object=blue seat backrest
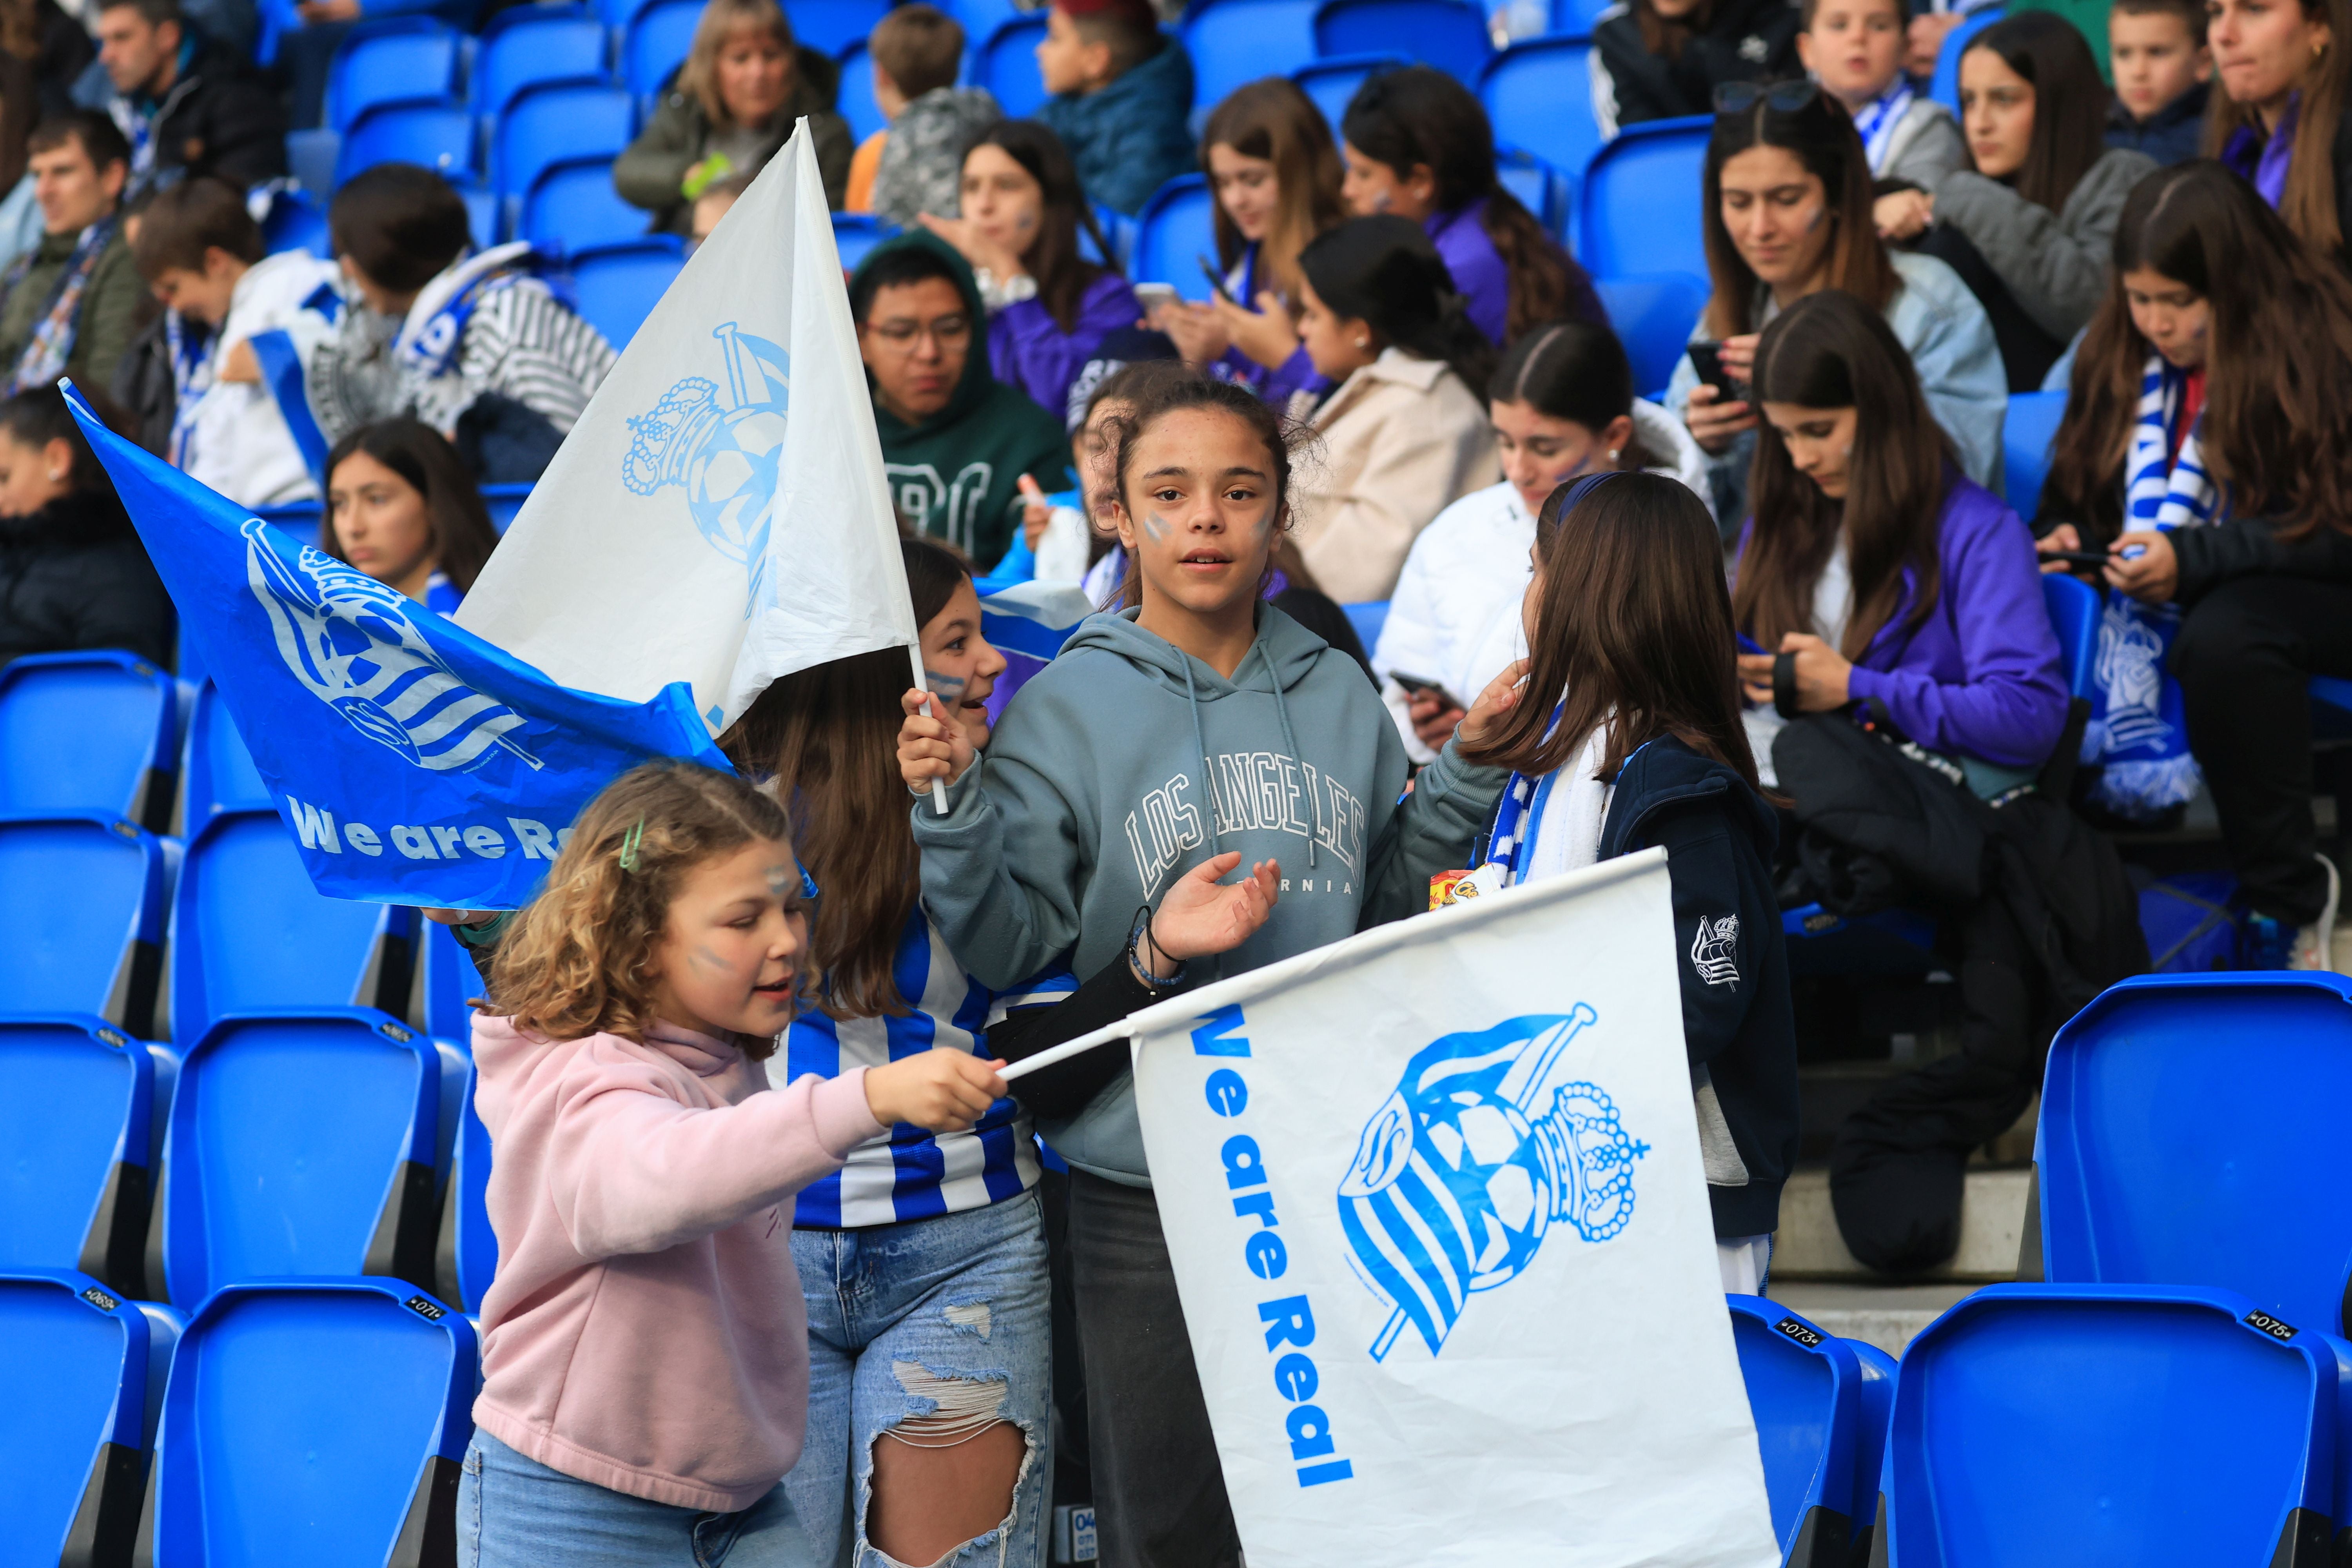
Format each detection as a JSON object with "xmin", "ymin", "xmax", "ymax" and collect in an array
[
  {"xmin": 597, "ymin": 0, "xmax": 662, "ymax": 33},
  {"xmin": 437, "ymin": 1062, "xmax": 497, "ymax": 1311},
  {"xmin": 255, "ymin": 500, "xmax": 321, "ymax": 549},
  {"xmin": 474, "ymin": 4, "xmax": 609, "ymax": 116},
  {"xmin": 170, "ymin": 809, "xmax": 412, "ymax": 1046},
  {"xmin": 0, "ymin": 816, "xmax": 166, "ymax": 1034},
  {"xmin": 1133, "ymin": 175, "xmax": 1218, "ymax": 301},
  {"xmin": 0, "ymin": 1270, "xmax": 164, "ymax": 1562},
  {"xmin": 1592, "ymin": 270, "xmax": 1708, "ymax": 398},
  {"xmin": 0, "ymin": 650, "xmax": 178, "ymax": 826},
  {"xmin": 789, "ymin": 0, "xmax": 894, "ymax": 55},
  {"xmin": 837, "ymin": 38, "xmax": 885, "ymax": 143},
  {"xmin": 1929, "ymin": 5, "xmax": 2004, "ymax": 112},
  {"xmin": 524, "ymin": 154, "xmax": 648, "ymax": 252},
  {"xmin": 2002, "ymin": 387, "xmax": 2065, "ymax": 521},
  {"xmin": 160, "ymin": 1009, "xmax": 447, "ymax": 1307},
  {"xmin": 180, "ymin": 681, "xmax": 272, "ymax": 825},
  {"xmin": 260, "ymin": 186, "xmax": 330, "ymax": 257},
  {"xmin": 1292, "ymin": 53, "xmax": 1404, "ymax": 132},
  {"xmin": 2039, "ymin": 972, "xmax": 2352, "ymax": 1333},
  {"xmin": 334, "ymin": 96, "xmax": 476, "ymax": 186},
  {"xmin": 1578, "ymin": 115, "xmax": 1709, "ymax": 280},
  {"xmin": 149, "ymin": 1280, "xmax": 477, "ymax": 1561},
  {"xmin": 1313, "ymin": 0, "xmax": 1490, "ymax": 83},
  {"xmin": 1481, "ymin": 34, "xmax": 1599, "ymax": 191},
  {"xmin": 625, "ymin": 0, "xmax": 704, "ymax": 104},
  {"xmin": 1848, "ymin": 1338, "xmax": 1896, "ymax": 1531},
  {"xmin": 0, "ymin": 1020, "xmax": 154, "ymax": 1289},
  {"xmin": 1550, "ymin": 0, "xmax": 1610, "ymax": 28},
  {"xmin": 567, "ymin": 237, "xmax": 686, "ymax": 348},
  {"xmin": 1727, "ymin": 1296, "xmax": 1864, "ymax": 1552},
  {"xmin": 327, "ymin": 18, "xmax": 462, "ymax": 133},
  {"xmin": 480, "ymin": 481, "xmax": 533, "ymax": 533},
  {"xmin": 2039, "ymin": 570, "xmax": 2098, "ymax": 703},
  {"xmin": 833, "ymin": 212, "xmax": 898, "ymax": 271},
  {"xmin": 978, "ymin": 15, "xmax": 1049, "ymax": 118},
  {"xmin": 498, "ymin": 77, "xmax": 635, "ymax": 202},
  {"xmin": 1343, "ymin": 600, "xmax": 1388, "ymax": 655},
  {"xmin": 1183, "ymin": 0, "xmax": 1322, "ymax": 109},
  {"xmin": 1495, "ymin": 146, "xmax": 1566, "ymax": 238},
  {"xmin": 1884, "ymin": 1283, "xmax": 2348, "ymax": 1564}
]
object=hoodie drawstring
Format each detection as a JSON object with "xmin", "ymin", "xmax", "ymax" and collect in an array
[
  {"xmin": 1262, "ymin": 644, "xmax": 1316, "ymax": 871},
  {"xmin": 1182, "ymin": 657, "xmax": 1223, "ymax": 858},
  {"xmin": 1183, "ymin": 637, "xmax": 1316, "ymax": 872}
]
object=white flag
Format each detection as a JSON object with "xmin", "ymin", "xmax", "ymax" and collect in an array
[
  {"xmin": 1127, "ymin": 849, "xmax": 1779, "ymax": 1566},
  {"xmin": 456, "ymin": 124, "xmax": 916, "ymax": 733}
]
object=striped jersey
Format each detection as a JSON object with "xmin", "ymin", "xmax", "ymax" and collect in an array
[{"xmin": 785, "ymin": 910, "xmax": 1074, "ymax": 1228}]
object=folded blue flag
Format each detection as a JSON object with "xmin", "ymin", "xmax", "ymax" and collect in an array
[{"xmin": 68, "ymin": 382, "xmax": 733, "ymax": 911}]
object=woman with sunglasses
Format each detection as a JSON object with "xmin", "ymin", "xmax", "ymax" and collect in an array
[
  {"xmin": 1668, "ymin": 79, "xmax": 2006, "ymax": 526},
  {"xmin": 1592, "ymin": 0, "xmax": 1804, "ymax": 132}
]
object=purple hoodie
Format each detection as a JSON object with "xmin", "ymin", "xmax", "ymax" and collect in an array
[
  {"xmin": 1211, "ymin": 241, "xmax": 1328, "ymax": 408},
  {"xmin": 990, "ymin": 271, "xmax": 1143, "ymax": 423},
  {"xmin": 1423, "ymin": 198, "xmax": 1609, "ymax": 348},
  {"xmin": 1741, "ymin": 474, "xmax": 2069, "ymax": 768}
]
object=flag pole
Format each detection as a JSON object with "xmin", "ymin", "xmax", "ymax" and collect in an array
[
  {"xmin": 998, "ymin": 1018, "xmax": 1135, "ymax": 1082},
  {"xmin": 911, "ymin": 644, "xmax": 949, "ymax": 814}
]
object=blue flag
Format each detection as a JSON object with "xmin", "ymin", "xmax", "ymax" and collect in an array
[{"xmin": 68, "ymin": 383, "xmax": 732, "ymax": 911}]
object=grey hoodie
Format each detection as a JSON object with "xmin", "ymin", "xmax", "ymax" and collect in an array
[{"xmin": 913, "ymin": 603, "xmax": 1508, "ymax": 1185}]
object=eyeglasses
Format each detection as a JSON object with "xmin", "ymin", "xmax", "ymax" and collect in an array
[
  {"xmin": 1713, "ymin": 79, "xmax": 1825, "ymax": 115},
  {"xmin": 868, "ymin": 316, "xmax": 971, "ymax": 352}
]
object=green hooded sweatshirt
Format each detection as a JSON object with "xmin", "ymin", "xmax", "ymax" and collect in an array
[{"xmin": 853, "ymin": 230, "xmax": 1072, "ymax": 572}]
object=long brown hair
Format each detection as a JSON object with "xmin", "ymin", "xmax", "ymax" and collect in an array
[
  {"xmin": 678, "ymin": 0, "xmax": 796, "ymax": 127},
  {"xmin": 964, "ymin": 120, "xmax": 1118, "ymax": 334},
  {"xmin": 484, "ymin": 760, "xmax": 802, "ymax": 1056},
  {"xmin": 1461, "ymin": 471, "xmax": 1760, "ymax": 792},
  {"xmin": 2203, "ymin": 0, "xmax": 2352, "ymax": 254},
  {"xmin": 1701, "ymin": 87, "xmax": 1898, "ymax": 338},
  {"xmin": 1735, "ymin": 289, "xmax": 1952, "ymax": 659},
  {"xmin": 717, "ymin": 535, "xmax": 971, "ymax": 1019},
  {"xmin": 2043, "ymin": 159, "xmax": 2352, "ymax": 544},
  {"xmin": 321, "ymin": 419, "xmax": 501, "ymax": 593},
  {"xmin": 1200, "ymin": 78, "xmax": 1345, "ymax": 310},
  {"xmin": 1962, "ymin": 12, "xmax": 2108, "ymax": 213}
]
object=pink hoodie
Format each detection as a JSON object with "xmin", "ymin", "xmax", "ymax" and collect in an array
[{"xmin": 468, "ymin": 1012, "xmax": 885, "ymax": 1512}]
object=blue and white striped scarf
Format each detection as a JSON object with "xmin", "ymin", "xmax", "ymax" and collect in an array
[
  {"xmin": 2083, "ymin": 355, "xmax": 2216, "ymax": 819},
  {"xmin": 1851, "ymin": 80, "xmax": 1916, "ymax": 174}
]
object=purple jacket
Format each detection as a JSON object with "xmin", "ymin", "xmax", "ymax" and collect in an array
[
  {"xmin": 990, "ymin": 271, "xmax": 1142, "ymax": 423},
  {"xmin": 1211, "ymin": 241, "xmax": 1329, "ymax": 407},
  {"xmin": 1423, "ymin": 198, "xmax": 1608, "ymax": 348},
  {"xmin": 1740, "ymin": 474, "xmax": 2069, "ymax": 769}
]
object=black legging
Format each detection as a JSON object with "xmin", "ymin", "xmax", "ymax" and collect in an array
[{"xmin": 2172, "ymin": 573, "xmax": 2352, "ymax": 925}]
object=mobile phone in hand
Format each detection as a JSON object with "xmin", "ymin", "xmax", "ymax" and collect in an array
[
  {"xmin": 1197, "ymin": 254, "xmax": 1236, "ymax": 304},
  {"xmin": 2040, "ymin": 548, "xmax": 2116, "ymax": 566},
  {"xmin": 1687, "ymin": 341, "xmax": 1742, "ymax": 399},
  {"xmin": 1389, "ymin": 670, "xmax": 1464, "ymax": 711},
  {"xmin": 1134, "ymin": 281, "xmax": 1180, "ymax": 315}
]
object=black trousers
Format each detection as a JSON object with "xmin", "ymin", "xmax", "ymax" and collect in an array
[
  {"xmin": 1065, "ymin": 1168, "xmax": 1243, "ymax": 1568},
  {"xmin": 2172, "ymin": 574, "xmax": 2352, "ymax": 924}
]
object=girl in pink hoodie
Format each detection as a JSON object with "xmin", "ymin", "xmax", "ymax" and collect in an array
[{"xmin": 458, "ymin": 759, "xmax": 1008, "ymax": 1567}]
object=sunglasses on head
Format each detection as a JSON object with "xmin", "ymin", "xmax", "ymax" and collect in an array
[{"xmin": 1713, "ymin": 79, "xmax": 1824, "ymax": 115}]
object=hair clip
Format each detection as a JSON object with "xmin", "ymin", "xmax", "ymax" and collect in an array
[{"xmin": 618, "ymin": 816, "xmax": 645, "ymax": 872}]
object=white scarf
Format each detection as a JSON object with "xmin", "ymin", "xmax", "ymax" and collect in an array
[
  {"xmin": 1851, "ymin": 80, "xmax": 1916, "ymax": 174},
  {"xmin": 1492, "ymin": 721, "xmax": 1615, "ymax": 886},
  {"xmin": 2123, "ymin": 353, "xmax": 2221, "ymax": 528}
]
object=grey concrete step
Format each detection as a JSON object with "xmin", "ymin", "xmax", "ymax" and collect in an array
[
  {"xmin": 1766, "ymin": 1280, "xmax": 1976, "ymax": 1359},
  {"xmin": 1769, "ymin": 1166, "xmax": 2031, "ymax": 1284}
]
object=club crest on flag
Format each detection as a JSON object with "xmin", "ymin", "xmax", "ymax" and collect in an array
[
  {"xmin": 1337, "ymin": 1004, "xmax": 1648, "ymax": 1361},
  {"xmin": 245, "ymin": 518, "xmax": 542, "ymax": 774},
  {"xmin": 623, "ymin": 322, "xmax": 792, "ymax": 610}
]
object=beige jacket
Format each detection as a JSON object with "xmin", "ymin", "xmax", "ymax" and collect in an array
[{"xmin": 1294, "ymin": 349, "xmax": 1500, "ymax": 603}]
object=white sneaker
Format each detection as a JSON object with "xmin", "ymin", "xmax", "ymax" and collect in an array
[{"xmin": 2290, "ymin": 855, "xmax": 2342, "ymax": 972}]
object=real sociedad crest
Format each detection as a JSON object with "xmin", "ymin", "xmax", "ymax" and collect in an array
[
  {"xmin": 243, "ymin": 519, "xmax": 541, "ymax": 773},
  {"xmin": 1338, "ymin": 1006, "xmax": 1647, "ymax": 1361},
  {"xmin": 623, "ymin": 323, "xmax": 790, "ymax": 612}
]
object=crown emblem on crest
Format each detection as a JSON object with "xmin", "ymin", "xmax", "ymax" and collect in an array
[
  {"xmin": 623, "ymin": 376, "xmax": 726, "ymax": 495},
  {"xmin": 621, "ymin": 324, "xmax": 793, "ymax": 611}
]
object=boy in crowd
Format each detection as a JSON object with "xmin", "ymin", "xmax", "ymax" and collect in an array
[
  {"xmin": 93, "ymin": 0, "xmax": 284, "ymax": 197},
  {"xmin": 0, "ymin": 113, "xmax": 143, "ymax": 395},
  {"xmin": 2107, "ymin": 0, "xmax": 2211, "ymax": 166},
  {"xmin": 1035, "ymin": 0, "xmax": 1193, "ymax": 216},
  {"xmin": 857, "ymin": 4, "xmax": 1002, "ymax": 229},
  {"xmin": 129, "ymin": 177, "xmax": 337, "ymax": 507},
  {"xmin": 1797, "ymin": 0, "xmax": 1965, "ymax": 189}
]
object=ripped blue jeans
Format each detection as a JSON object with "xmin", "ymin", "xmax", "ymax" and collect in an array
[{"xmin": 785, "ymin": 1189, "xmax": 1050, "ymax": 1568}]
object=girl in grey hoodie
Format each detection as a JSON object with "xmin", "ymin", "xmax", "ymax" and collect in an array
[{"xmin": 896, "ymin": 373, "xmax": 1517, "ymax": 1566}]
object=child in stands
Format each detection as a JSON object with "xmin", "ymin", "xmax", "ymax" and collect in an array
[
  {"xmin": 1796, "ymin": 0, "xmax": 1966, "ymax": 195},
  {"xmin": 129, "ymin": 177, "xmax": 336, "ymax": 509},
  {"xmin": 2107, "ymin": 0, "xmax": 2212, "ymax": 165},
  {"xmin": 0, "ymin": 385, "xmax": 171, "ymax": 668},
  {"xmin": 459, "ymin": 759, "xmax": 1009, "ymax": 1565},
  {"xmin": 859, "ymin": 4, "xmax": 1002, "ymax": 228},
  {"xmin": 1034, "ymin": 0, "xmax": 1194, "ymax": 216},
  {"xmin": 318, "ymin": 419, "xmax": 498, "ymax": 615}
]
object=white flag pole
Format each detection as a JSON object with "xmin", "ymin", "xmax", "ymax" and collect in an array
[
  {"xmin": 998, "ymin": 1019, "xmax": 1136, "ymax": 1082},
  {"xmin": 910, "ymin": 643, "xmax": 949, "ymax": 814}
]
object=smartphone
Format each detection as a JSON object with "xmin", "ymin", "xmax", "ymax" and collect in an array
[
  {"xmin": 1197, "ymin": 253, "xmax": 1236, "ymax": 304},
  {"xmin": 1687, "ymin": 341, "xmax": 1742, "ymax": 400},
  {"xmin": 2040, "ymin": 549, "xmax": 2116, "ymax": 567},
  {"xmin": 1389, "ymin": 670, "xmax": 1464, "ymax": 711},
  {"xmin": 1735, "ymin": 632, "xmax": 1770, "ymax": 656},
  {"xmin": 1134, "ymin": 281, "xmax": 1180, "ymax": 316}
]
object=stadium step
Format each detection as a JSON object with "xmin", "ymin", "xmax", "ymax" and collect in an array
[
  {"xmin": 1769, "ymin": 1166, "xmax": 2031, "ymax": 1285},
  {"xmin": 1765, "ymin": 1279, "xmax": 1974, "ymax": 1359}
]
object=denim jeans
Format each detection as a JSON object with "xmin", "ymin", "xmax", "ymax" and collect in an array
[
  {"xmin": 458, "ymin": 1430, "xmax": 816, "ymax": 1568},
  {"xmin": 786, "ymin": 1189, "xmax": 1052, "ymax": 1567}
]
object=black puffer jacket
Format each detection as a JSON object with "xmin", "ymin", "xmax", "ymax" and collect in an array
[
  {"xmin": 107, "ymin": 34, "xmax": 287, "ymax": 191},
  {"xmin": 1593, "ymin": 0, "xmax": 1803, "ymax": 131},
  {"xmin": 0, "ymin": 489, "xmax": 174, "ymax": 669}
]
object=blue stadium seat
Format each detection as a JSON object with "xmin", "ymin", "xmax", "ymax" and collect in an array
[
  {"xmin": 978, "ymin": 15, "xmax": 1049, "ymax": 119},
  {"xmin": 0, "ymin": 650, "xmax": 179, "ymax": 828},
  {"xmin": 256, "ymin": 499, "xmax": 321, "ymax": 549},
  {"xmin": 325, "ymin": 18, "xmax": 463, "ymax": 134},
  {"xmin": 1183, "ymin": 0, "xmax": 1321, "ymax": 110},
  {"xmin": 597, "ymin": 0, "xmax": 663, "ymax": 33},
  {"xmin": 169, "ymin": 808, "xmax": 418, "ymax": 1047},
  {"xmin": 146, "ymin": 1279, "xmax": 477, "ymax": 1561},
  {"xmin": 0, "ymin": 1270, "xmax": 178, "ymax": 1564},
  {"xmin": 1578, "ymin": 114, "xmax": 1709, "ymax": 280},
  {"xmin": 435, "ymin": 1062, "xmax": 497, "ymax": 1311},
  {"xmin": 834, "ymin": 212, "xmax": 898, "ymax": 270},
  {"xmin": 1495, "ymin": 146, "xmax": 1568, "ymax": 240},
  {"xmin": 1292, "ymin": 53, "xmax": 1404, "ymax": 131},
  {"xmin": 524, "ymin": 154, "xmax": 649, "ymax": 251},
  {"xmin": 837, "ymin": 38, "xmax": 885, "ymax": 143},
  {"xmin": 625, "ymin": 0, "xmax": 704, "ymax": 105},
  {"xmin": 1592, "ymin": 270, "xmax": 1708, "ymax": 398},
  {"xmin": 1313, "ymin": 0, "xmax": 1490, "ymax": 85},
  {"xmin": 413, "ymin": 916, "xmax": 482, "ymax": 1044},
  {"xmin": 1481, "ymin": 35, "xmax": 1600, "ymax": 203},
  {"xmin": 474, "ymin": 4, "xmax": 611, "ymax": 118},
  {"xmin": 1081, "ymin": 201, "xmax": 1132, "ymax": 267},
  {"xmin": 1929, "ymin": 4, "xmax": 2004, "ymax": 113},
  {"xmin": 945, "ymin": 0, "xmax": 1025, "ymax": 46},
  {"xmin": 0, "ymin": 1019, "xmax": 162, "ymax": 1293},
  {"xmin": 2038, "ymin": 972, "xmax": 2352, "ymax": 1332},
  {"xmin": 1343, "ymin": 600, "xmax": 1388, "ymax": 654},
  {"xmin": 789, "ymin": 0, "xmax": 895, "ymax": 54},
  {"xmin": 568, "ymin": 237, "xmax": 686, "ymax": 347},
  {"xmin": 334, "ymin": 96, "xmax": 476, "ymax": 187},
  {"xmin": 2002, "ymin": 387, "xmax": 2065, "ymax": 520},
  {"xmin": 1727, "ymin": 1296, "xmax": 1869, "ymax": 1564},
  {"xmin": 1848, "ymin": 1337, "xmax": 1896, "ymax": 1541},
  {"xmin": 1882, "ymin": 1283, "xmax": 2352, "ymax": 1563},
  {"xmin": 258, "ymin": 184, "xmax": 330, "ymax": 258},
  {"xmin": 1133, "ymin": 174, "xmax": 1218, "ymax": 300},
  {"xmin": 0, "ymin": 815, "xmax": 168, "ymax": 1037},
  {"xmin": 454, "ymin": 174, "xmax": 501, "ymax": 247},
  {"xmin": 481, "ymin": 481, "xmax": 533, "ymax": 533},
  {"xmin": 178, "ymin": 683, "xmax": 271, "ymax": 827},
  {"xmin": 2041, "ymin": 570, "xmax": 2099, "ymax": 703},
  {"xmin": 1550, "ymin": 0, "xmax": 1610, "ymax": 29},
  {"xmin": 156, "ymin": 1009, "xmax": 461, "ymax": 1306},
  {"xmin": 498, "ymin": 77, "xmax": 636, "ymax": 218}
]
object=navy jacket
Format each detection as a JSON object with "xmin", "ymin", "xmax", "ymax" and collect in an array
[
  {"xmin": 2106, "ymin": 80, "xmax": 2209, "ymax": 168},
  {"xmin": 1599, "ymin": 735, "xmax": 1797, "ymax": 1239},
  {"xmin": 1038, "ymin": 36, "xmax": 1196, "ymax": 216}
]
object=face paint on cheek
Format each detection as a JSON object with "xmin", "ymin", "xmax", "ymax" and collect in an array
[
  {"xmin": 766, "ymin": 865, "xmax": 791, "ymax": 897},
  {"xmin": 1142, "ymin": 512, "xmax": 1172, "ymax": 543},
  {"xmin": 924, "ymin": 668, "xmax": 968, "ymax": 701}
]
